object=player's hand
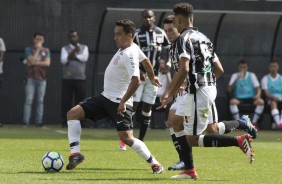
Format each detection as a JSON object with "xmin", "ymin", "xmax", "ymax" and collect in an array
[
  {"xmin": 150, "ymin": 77, "xmax": 162, "ymax": 87},
  {"xmin": 117, "ymin": 102, "xmax": 126, "ymax": 116},
  {"xmin": 157, "ymin": 92, "xmax": 173, "ymax": 110}
]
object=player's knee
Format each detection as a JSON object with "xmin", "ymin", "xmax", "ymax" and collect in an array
[
  {"xmin": 187, "ymin": 136, "xmax": 199, "ymax": 146},
  {"xmin": 66, "ymin": 106, "xmax": 84, "ymax": 120}
]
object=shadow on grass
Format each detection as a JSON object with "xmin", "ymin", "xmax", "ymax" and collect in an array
[{"xmin": 18, "ymin": 167, "xmax": 147, "ymax": 174}]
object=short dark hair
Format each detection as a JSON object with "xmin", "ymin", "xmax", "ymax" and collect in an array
[
  {"xmin": 115, "ymin": 19, "xmax": 136, "ymax": 37},
  {"xmin": 270, "ymin": 59, "xmax": 279, "ymax": 64},
  {"xmin": 141, "ymin": 9, "xmax": 154, "ymax": 17},
  {"xmin": 173, "ymin": 3, "xmax": 193, "ymax": 18},
  {"xmin": 33, "ymin": 32, "xmax": 45, "ymax": 38},
  {"xmin": 163, "ymin": 15, "xmax": 174, "ymax": 24},
  {"xmin": 239, "ymin": 59, "xmax": 248, "ymax": 65},
  {"xmin": 69, "ymin": 30, "xmax": 77, "ymax": 35}
]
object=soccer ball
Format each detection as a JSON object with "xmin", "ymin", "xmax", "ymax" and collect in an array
[{"xmin": 41, "ymin": 151, "xmax": 64, "ymax": 172}]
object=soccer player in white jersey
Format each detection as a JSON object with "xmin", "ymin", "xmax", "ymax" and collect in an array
[
  {"xmin": 65, "ymin": 19, "xmax": 164, "ymax": 174},
  {"xmin": 159, "ymin": 3, "xmax": 255, "ymax": 179},
  {"xmin": 261, "ymin": 59, "xmax": 282, "ymax": 129}
]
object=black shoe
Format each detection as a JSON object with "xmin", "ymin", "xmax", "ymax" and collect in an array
[
  {"xmin": 36, "ymin": 123, "xmax": 44, "ymax": 128},
  {"xmin": 66, "ymin": 153, "xmax": 85, "ymax": 170},
  {"xmin": 168, "ymin": 161, "xmax": 185, "ymax": 170}
]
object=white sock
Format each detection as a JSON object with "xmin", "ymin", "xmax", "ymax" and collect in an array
[
  {"xmin": 217, "ymin": 122, "xmax": 225, "ymax": 135},
  {"xmin": 174, "ymin": 130, "xmax": 186, "ymax": 138},
  {"xmin": 271, "ymin": 109, "xmax": 280, "ymax": 125},
  {"xmin": 230, "ymin": 105, "xmax": 240, "ymax": 120},
  {"xmin": 252, "ymin": 105, "xmax": 264, "ymax": 123},
  {"xmin": 68, "ymin": 120, "xmax": 81, "ymax": 154},
  {"xmin": 198, "ymin": 135, "xmax": 205, "ymax": 147},
  {"xmin": 131, "ymin": 138, "xmax": 158, "ymax": 165},
  {"xmin": 169, "ymin": 127, "xmax": 175, "ymax": 135}
]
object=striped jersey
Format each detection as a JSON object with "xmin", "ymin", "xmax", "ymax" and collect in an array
[
  {"xmin": 170, "ymin": 27, "xmax": 219, "ymax": 94},
  {"xmin": 133, "ymin": 26, "xmax": 170, "ymax": 75}
]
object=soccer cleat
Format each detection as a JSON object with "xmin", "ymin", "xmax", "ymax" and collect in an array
[
  {"xmin": 238, "ymin": 115, "xmax": 257, "ymax": 139},
  {"xmin": 278, "ymin": 123, "xmax": 282, "ymax": 129},
  {"xmin": 168, "ymin": 161, "xmax": 185, "ymax": 170},
  {"xmin": 66, "ymin": 153, "xmax": 85, "ymax": 170},
  {"xmin": 119, "ymin": 140, "xmax": 126, "ymax": 151},
  {"xmin": 237, "ymin": 134, "xmax": 255, "ymax": 164},
  {"xmin": 151, "ymin": 164, "xmax": 164, "ymax": 174},
  {"xmin": 170, "ymin": 168, "xmax": 198, "ymax": 179}
]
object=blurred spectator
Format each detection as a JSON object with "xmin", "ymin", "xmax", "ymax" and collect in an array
[
  {"xmin": 227, "ymin": 59, "xmax": 264, "ymax": 128},
  {"xmin": 23, "ymin": 32, "xmax": 51, "ymax": 127},
  {"xmin": 261, "ymin": 59, "xmax": 282, "ymax": 129},
  {"xmin": 60, "ymin": 30, "xmax": 89, "ymax": 127},
  {"xmin": 0, "ymin": 37, "xmax": 6, "ymax": 127}
]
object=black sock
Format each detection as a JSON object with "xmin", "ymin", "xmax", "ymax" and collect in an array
[
  {"xmin": 171, "ymin": 134, "xmax": 182, "ymax": 161},
  {"xmin": 177, "ymin": 135, "xmax": 194, "ymax": 169},
  {"xmin": 223, "ymin": 120, "xmax": 239, "ymax": 134},
  {"xmin": 203, "ymin": 134, "xmax": 238, "ymax": 147},
  {"xmin": 139, "ymin": 115, "xmax": 150, "ymax": 141}
]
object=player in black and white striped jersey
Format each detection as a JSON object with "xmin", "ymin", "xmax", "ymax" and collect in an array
[
  {"xmin": 132, "ymin": 9, "xmax": 170, "ymax": 142},
  {"xmin": 159, "ymin": 3, "xmax": 255, "ymax": 179}
]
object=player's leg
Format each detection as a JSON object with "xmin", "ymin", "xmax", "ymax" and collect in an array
[
  {"xmin": 206, "ymin": 102, "xmax": 257, "ymax": 139},
  {"xmin": 167, "ymin": 108, "xmax": 185, "ymax": 170},
  {"xmin": 23, "ymin": 78, "xmax": 36, "ymax": 126},
  {"xmin": 35, "ymin": 80, "xmax": 46, "ymax": 127},
  {"xmin": 186, "ymin": 87, "xmax": 254, "ymax": 164},
  {"xmin": 171, "ymin": 93, "xmax": 197, "ymax": 179},
  {"xmin": 229, "ymin": 98, "xmax": 240, "ymax": 120},
  {"xmin": 113, "ymin": 103, "xmax": 163, "ymax": 174},
  {"xmin": 66, "ymin": 95, "xmax": 107, "ymax": 170},
  {"xmin": 252, "ymin": 98, "xmax": 264, "ymax": 129},
  {"xmin": 61, "ymin": 80, "xmax": 73, "ymax": 127},
  {"xmin": 118, "ymin": 81, "xmax": 145, "ymax": 150},
  {"xmin": 138, "ymin": 81, "xmax": 158, "ymax": 141}
]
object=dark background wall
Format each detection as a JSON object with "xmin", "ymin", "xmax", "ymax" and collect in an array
[{"xmin": 1, "ymin": 0, "xmax": 282, "ymax": 126}]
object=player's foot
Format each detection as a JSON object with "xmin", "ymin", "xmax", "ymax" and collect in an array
[
  {"xmin": 237, "ymin": 134, "xmax": 254, "ymax": 164},
  {"xmin": 168, "ymin": 161, "xmax": 185, "ymax": 170},
  {"xmin": 151, "ymin": 163, "xmax": 164, "ymax": 174},
  {"xmin": 170, "ymin": 168, "xmax": 198, "ymax": 179},
  {"xmin": 119, "ymin": 140, "xmax": 126, "ymax": 151},
  {"xmin": 252, "ymin": 122, "xmax": 259, "ymax": 131},
  {"xmin": 238, "ymin": 115, "xmax": 257, "ymax": 139},
  {"xmin": 66, "ymin": 152, "xmax": 85, "ymax": 170}
]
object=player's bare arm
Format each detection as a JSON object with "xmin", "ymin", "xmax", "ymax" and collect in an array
[
  {"xmin": 158, "ymin": 57, "xmax": 189, "ymax": 109},
  {"xmin": 213, "ymin": 60, "xmax": 224, "ymax": 79},
  {"xmin": 117, "ymin": 76, "xmax": 141, "ymax": 115},
  {"xmin": 140, "ymin": 58, "xmax": 162, "ymax": 87}
]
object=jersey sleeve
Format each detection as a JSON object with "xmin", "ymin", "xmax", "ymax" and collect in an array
[
  {"xmin": 124, "ymin": 52, "xmax": 140, "ymax": 78},
  {"xmin": 261, "ymin": 75, "xmax": 268, "ymax": 90},
  {"xmin": 251, "ymin": 73, "xmax": 260, "ymax": 87},
  {"xmin": 228, "ymin": 73, "xmax": 238, "ymax": 86},
  {"xmin": 176, "ymin": 36, "xmax": 191, "ymax": 60},
  {"xmin": 138, "ymin": 48, "xmax": 147, "ymax": 62}
]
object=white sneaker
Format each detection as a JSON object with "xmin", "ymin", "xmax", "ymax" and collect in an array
[{"xmin": 119, "ymin": 140, "xmax": 126, "ymax": 151}]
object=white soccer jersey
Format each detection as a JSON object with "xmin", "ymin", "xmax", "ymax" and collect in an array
[{"xmin": 102, "ymin": 43, "xmax": 146, "ymax": 105}]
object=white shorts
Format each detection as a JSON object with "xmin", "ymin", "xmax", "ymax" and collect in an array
[
  {"xmin": 170, "ymin": 93, "xmax": 190, "ymax": 117},
  {"xmin": 133, "ymin": 77, "xmax": 158, "ymax": 105},
  {"xmin": 184, "ymin": 86, "xmax": 218, "ymax": 135}
]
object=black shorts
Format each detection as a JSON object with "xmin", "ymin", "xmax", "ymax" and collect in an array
[
  {"xmin": 239, "ymin": 98, "xmax": 254, "ymax": 104},
  {"xmin": 79, "ymin": 94, "xmax": 133, "ymax": 131}
]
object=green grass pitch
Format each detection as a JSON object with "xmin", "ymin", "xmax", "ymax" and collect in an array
[{"xmin": 0, "ymin": 125, "xmax": 281, "ymax": 184}]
